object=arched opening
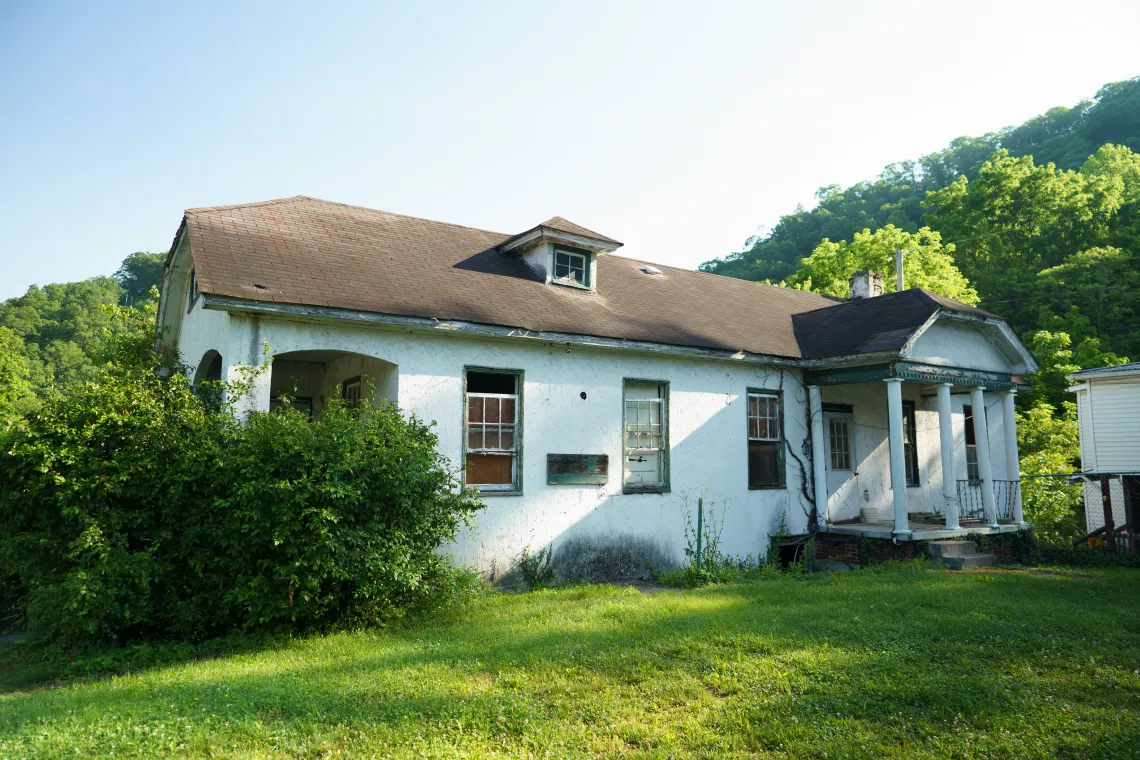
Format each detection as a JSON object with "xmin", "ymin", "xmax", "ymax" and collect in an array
[
  {"xmin": 194, "ymin": 350, "xmax": 223, "ymax": 385},
  {"xmin": 270, "ymin": 350, "xmax": 398, "ymax": 418}
]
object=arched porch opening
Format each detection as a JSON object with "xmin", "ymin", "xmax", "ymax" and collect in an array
[
  {"xmin": 193, "ymin": 350, "xmax": 223, "ymax": 385},
  {"xmin": 269, "ymin": 350, "xmax": 398, "ymax": 418}
]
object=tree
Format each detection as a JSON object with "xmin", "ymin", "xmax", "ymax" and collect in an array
[
  {"xmin": 114, "ymin": 252, "xmax": 167, "ymax": 306},
  {"xmin": 1017, "ymin": 401, "xmax": 1084, "ymax": 545},
  {"xmin": 0, "ymin": 327, "xmax": 36, "ymax": 421},
  {"xmin": 783, "ymin": 225, "xmax": 978, "ymax": 304}
]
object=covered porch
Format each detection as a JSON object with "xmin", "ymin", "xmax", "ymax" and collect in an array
[{"xmin": 805, "ymin": 361, "xmax": 1028, "ymax": 541}]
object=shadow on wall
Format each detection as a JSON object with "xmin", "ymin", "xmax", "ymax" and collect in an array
[{"xmin": 467, "ymin": 378, "xmax": 813, "ymax": 586}]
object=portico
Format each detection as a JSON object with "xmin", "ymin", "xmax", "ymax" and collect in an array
[{"xmin": 805, "ymin": 361, "xmax": 1027, "ymax": 542}]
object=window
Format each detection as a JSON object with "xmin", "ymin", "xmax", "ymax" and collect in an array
[
  {"xmin": 342, "ymin": 376, "xmax": 362, "ymax": 407},
  {"xmin": 964, "ymin": 405, "xmax": 979, "ymax": 482},
  {"xmin": 465, "ymin": 370, "xmax": 521, "ymax": 492},
  {"xmin": 902, "ymin": 401, "xmax": 919, "ymax": 486},
  {"xmin": 187, "ymin": 270, "xmax": 198, "ymax": 311},
  {"xmin": 553, "ymin": 247, "xmax": 590, "ymax": 288},
  {"xmin": 747, "ymin": 391, "xmax": 784, "ymax": 487},
  {"xmin": 270, "ymin": 396, "xmax": 313, "ymax": 418},
  {"xmin": 623, "ymin": 381, "xmax": 667, "ymax": 491},
  {"xmin": 828, "ymin": 417, "xmax": 852, "ymax": 471}
]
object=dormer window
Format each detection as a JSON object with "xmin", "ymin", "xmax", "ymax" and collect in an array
[{"xmin": 553, "ymin": 247, "xmax": 590, "ymax": 288}]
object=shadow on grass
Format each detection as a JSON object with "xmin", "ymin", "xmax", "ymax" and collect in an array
[{"xmin": 0, "ymin": 565, "xmax": 1137, "ymax": 756}]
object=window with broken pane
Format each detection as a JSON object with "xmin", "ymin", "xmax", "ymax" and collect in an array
[
  {"xmin": 465, "ymin": 370, "xmax": 520, "ymax": 491},
  {"xmin": 623, "ymin": 381, "xmax": 667, "ymax": 490},
  {"xmin": 553, "ymin": 248, "xmax": 589, "ymax": 287}
]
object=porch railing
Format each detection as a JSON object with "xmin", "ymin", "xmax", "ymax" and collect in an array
[{"xmin": 956, "ymin": 480, "xmax": 1018, "ymax": 523}]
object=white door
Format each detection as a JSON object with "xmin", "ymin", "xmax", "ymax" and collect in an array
[{"xmin": 825, "ymin": 411, "xmax": 860, "ymax": 520}]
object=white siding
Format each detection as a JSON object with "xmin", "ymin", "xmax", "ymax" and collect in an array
[
  {"xmin": 1087, "ymin": 378, "xmax": 1140, "ymax": 472},
  {"xmin": 175, "ymin": 303, "xmax": 813, "ymax": 575},
  {"xmin": 907, "ymin": 321, "xmax": 1014, "ymax": 373}
]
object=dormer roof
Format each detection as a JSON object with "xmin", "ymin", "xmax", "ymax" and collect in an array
[{"xmin": 497, "ymin": 216, "xmax": 623, "ymax": 255}]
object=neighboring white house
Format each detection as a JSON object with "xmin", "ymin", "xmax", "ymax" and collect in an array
[
  {"xmin": 157, "ymin": 196, "xmax": 1038, "ymax": 576},
  {"xmin": 1067, "ymin": 362, "xmax": 1140, "ymax": 537}
]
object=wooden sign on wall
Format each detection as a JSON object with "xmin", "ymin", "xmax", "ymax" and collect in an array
[{"xmin": 547, "ymin": 454, "xmax": 608, "ymax": 485}]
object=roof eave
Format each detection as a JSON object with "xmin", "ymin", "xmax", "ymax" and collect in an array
[{"xmin": 498, "ymin": 225, "xmax": 623, "ymax": 256}]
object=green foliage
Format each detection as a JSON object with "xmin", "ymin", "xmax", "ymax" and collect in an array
[
  {"xmin": 701, "ymin": 77, "xmax": 1140, "ymax": 285},
  {"xmin": 0, "ymin": 323, "xmax": 483, "ymax": 645},
  {"xmin": 516, "ymin": 546, "xmax": 556, "ymax": 590},
  {"xmin": 1016, "ymin": 401, "xmax": 1085, "ymax": 545},
  {"xmin": 0, "ymin": 327, "xmax": 37, "ymax": 422},
  {"xmin": 113, "ymin": 252, "xmax": 167, "ymax": 306},
  {"xmin": 785, "ymin": 225, "xmax": 978, "ymax": 303}
]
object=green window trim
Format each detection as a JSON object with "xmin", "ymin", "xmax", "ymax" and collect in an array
[
  {"xmin": 622, "ymin": 379, "xmax": 670, "ymax": 494},
  {"xmin": 462, "ymin": 366, "xmax": 524, "ymax": 496},
  {"xmin": 747, "ymin": 387, "xmax": 787, "ymax": 489},
  {"xmin": 552, "ymin": 245, "xmax": 592, "ymax": 289}
]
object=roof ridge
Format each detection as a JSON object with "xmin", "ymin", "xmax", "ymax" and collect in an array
[
  {"xmin": 185, "ymin": 195, "xmax": 308, "ymax": 215},
  {"xmin": 185, "ymin": 194, "xmax": 514, "ymax": 239},
  {"xmin": 606, "ymin": 254, "xmax": 841, "ymax": 300},
  {"xmin": 293, "ymin": 196, "xmax": 514, "ymax": 238}
]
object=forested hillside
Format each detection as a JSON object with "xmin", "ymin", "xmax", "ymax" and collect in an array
[
  {"xmin": 0, "ymin": 252, "xmax": 164, "ymax": 417},
  {"xmin": 702, "ymin": 77, "xmax": 1140, "ymax": 287}
]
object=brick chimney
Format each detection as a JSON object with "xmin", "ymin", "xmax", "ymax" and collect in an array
[{"xmin": 849, "ymin": 270, "xmax": 885, "ymax": 300}]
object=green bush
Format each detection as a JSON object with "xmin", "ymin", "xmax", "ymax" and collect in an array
[
  {"xmin": 517, "ymin": 546, "xmax": 555, "ymax": 590},
  {"xmin": 0, "ymin": 328, "xmax": 482, "ymax": 645}
]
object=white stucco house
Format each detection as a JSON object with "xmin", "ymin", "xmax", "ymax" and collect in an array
[
  {"xmin": 157, "ymin": 196, "xmax": 1038, "ymax": 575},
  {"xmin": 1067, "ymin": 362, "xmax": 1140, "ymax": 542}
]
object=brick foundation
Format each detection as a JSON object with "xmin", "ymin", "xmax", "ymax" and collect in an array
[{"xmin": 815, "ymin": 534, "xmax": 922, "ymax": 565}]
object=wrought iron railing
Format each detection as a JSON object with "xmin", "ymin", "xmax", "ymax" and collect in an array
[{"xmin": 956, "ymin": 480, "xmax": 1018, "ymax": 523}]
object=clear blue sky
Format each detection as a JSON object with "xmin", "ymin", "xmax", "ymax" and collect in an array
[{"xmin": 2, "ymin": 1, "xmax": 1139, "ymax": 300}]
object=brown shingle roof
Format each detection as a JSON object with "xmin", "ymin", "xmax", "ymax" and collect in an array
[
  {"xmin": 181, "ymin": 196, "xmax": 841, "ymax": 358},
  {"xmin": 792, "ymin": 289, "xmax": 998, "ymax": 359}
]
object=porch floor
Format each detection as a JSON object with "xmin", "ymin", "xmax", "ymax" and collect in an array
[{"xmin": 822, "ymin": 518, "xmax": 1026, "ymax": 541}]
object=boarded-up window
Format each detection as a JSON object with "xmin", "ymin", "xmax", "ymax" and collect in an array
[
  {"xmin": 624, "ymin": 381, "xmax": 667, "ymax": 490},
  {"xmin": 465, "ymin": 370, "xmax": 520, "ymax": 491},
  {"xmin": 748, "ymin": 391, "xmax": 784, "ymax": 487}
]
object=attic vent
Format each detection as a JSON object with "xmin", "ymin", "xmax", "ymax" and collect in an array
[{"xmin": 639, "ymin": 265, "xmax": 662, "ymax": 276}]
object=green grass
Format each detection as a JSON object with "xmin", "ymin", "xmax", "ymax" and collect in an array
[{"xmin": 1, "ymin": 563, "xmax": 1138, "ymax": 759}]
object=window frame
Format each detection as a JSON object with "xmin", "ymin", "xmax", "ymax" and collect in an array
[
  {"xmin": 622, "ymin": 379, "xmax": 669, "ymax": 494},
  {"xmin": 747, "ymin": 388, "xmax": 786, "ymax": 489},
  {"xmin": 463, "ymin": 367, "xmax": 523, "ymax": 496},
  {"xmin": 342, "ymin": 375, "xmax": 362, "ymax": 407},
  {"xmin": 902, "ymin": 400, "xmax": 920, "ymax": 487},
  {"xmin": 186, "ymin": 270, "xmax": 199, "ymax": 313},
  {"xmin": 964, "ymin": 404, "xmax": 980, "ymax": 483},
  {"xmin": 827, "ymin": 414, "xmax": 854, "ymax": 472},
  {"xmin": 552, "ymin": 245, "xmax": 591, "ymax": 289}
]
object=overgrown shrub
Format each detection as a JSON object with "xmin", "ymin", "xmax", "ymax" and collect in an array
[{"xmin": 0, "ymin": 321, "xmax": 482, "ymax": 645}]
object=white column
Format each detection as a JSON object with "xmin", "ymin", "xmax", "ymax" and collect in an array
[
  {"xmin": 970, "ymin": 386, "xmax": 998, "ymax": 527},
  {"xmin": 937, "ymin": 383, "xmax": 960, "ymax": 530},
  {"xmin": 809, "ymin": 385, "xmax": 828, "ymax": 528},
  {"xmin": 885, "ymin": 379, "xmax": 909, "ymax": 538},
  {"xmin": 1002, "ymin": 390, "xmax": 1025, "ymax": 525}
]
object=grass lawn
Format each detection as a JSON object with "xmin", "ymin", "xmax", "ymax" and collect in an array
[{"xmin": 1, "ymin": 563, "xmax": 1138, "ymax": 759}]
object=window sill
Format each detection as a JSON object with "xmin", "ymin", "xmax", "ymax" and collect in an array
[
  {"xmin": 552, "ymin": 278, "xmax": 591, "ymax": 290},
  {"xmin": 475, "ymin": 489, "xmax": 523, "ymax": 497},
  {"xmin": 749, "ymin": 484, "xmax": 787, "ymax": 490},
  {"xmin": 906, "ymin": 483, "xmax": 921, "ymax": 489},
  {"xmin": 622, "ymin": 485, "xmax": 669, "ymax": 495}
]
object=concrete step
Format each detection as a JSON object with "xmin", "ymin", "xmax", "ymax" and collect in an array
[
  {"xmin": 939, "ymin": 553, "xmax": 997, "ymax": 570},
  {"xmin": 928, "ymin": 540, "xmax": 977, "ymax": 558}
]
